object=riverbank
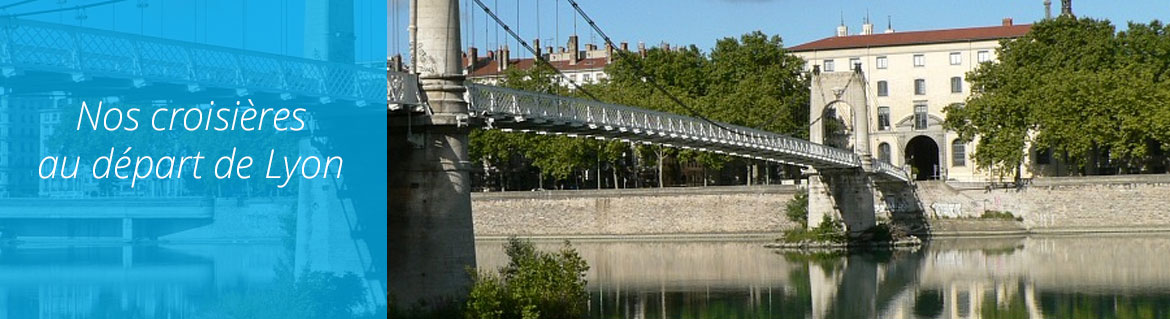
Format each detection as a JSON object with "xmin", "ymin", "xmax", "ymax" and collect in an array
[{"xmin": 472, "ymin": 175, "xmax": 1170, "ymax": 238}]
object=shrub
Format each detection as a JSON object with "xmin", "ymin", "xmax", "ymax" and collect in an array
[
  {"xmin": 466, "ymin": 237, "xmax": 590, "ymax": 319},
  {"xmin": 782, "ymin": 215, "xmax": 848, "ymax": 243},
  {"xmin": 785, "ymin": 191, "xmax": 809, "ymax": 227},
  {"xmin": 980, "ymin": 210, "xmax": 1022, "ymax": 221}
]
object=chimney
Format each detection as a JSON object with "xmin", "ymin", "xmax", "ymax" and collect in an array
[
  {"xmin": 568, "ymin": 35, "xmax": 580, "ymax": 65},
  {"xmin": 861, "ymin": 14, "xmax": 874, "ymax": 35},
  {"xmin": 836, "ymin": 14, "xmax": 848, "ymax": 37},
  {"xmin": 1044, "ymin": 0, "xmax": 1052, "ymax": 19},
  {"xmin": 620, "ymin": 42, "xmax": 629, "ymax": 52},
  {"xmin": 1002, "ymin": 17, "xmax": 1014, "ymax": 26},
  {"xmin": 547, "ymin": 46, "xmax": 554, "ymax": 56},
  {"xmin": 605, "ymin": 43, "xmax": 615, "ymax": 63},
  {"xmin": 467, "ymin": 47, "xmax": 478, "ymax": 69},
  {"xmin": 885, "ymin": 15, "xmax": 895, "ymax": 33},
  {"xmin": 500, "ymin": 45, "xmax": 510, "ymax": 71},
  {"xmin": 663, "ymin": 43, "xmax": 671, "ymax": 52},
  {"xmin": 493, "ymin": 47, "xmax": 502, "ymax": 72},
  {"xmin": 533, "ymin": 38, "xmax": 541, "ymax": 57},
  {"xmin": 390, "ymin": 54, "xmax": 404, "ymax": 72},
  {"xmin": 638, "ymin": 41, "xmax": 646, "ymax": 58}
]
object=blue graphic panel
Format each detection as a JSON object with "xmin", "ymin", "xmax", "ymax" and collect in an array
[{"xmin": 0, "ymin": 1, "xmax": 387, "ymax": 318}]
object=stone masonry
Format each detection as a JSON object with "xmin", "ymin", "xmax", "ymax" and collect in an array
[{"xmin": 472, "ymin": 186, "xmax": 797, "ymax": 236}]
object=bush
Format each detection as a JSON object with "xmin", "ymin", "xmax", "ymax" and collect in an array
[
  {"xmin": 782, "ymin": 215, "xmax": 848, "ymax": 244},
  {"xmin": 466, "ymin": 237, "xmax": 590, "ymax": 319},
  {"xmin": 785, "ymin": 191, "xmax": 809, "ymax": 227},
  {"xmin": 980, "ymin": 210, "xmax": 1022, "ymax": 221}
]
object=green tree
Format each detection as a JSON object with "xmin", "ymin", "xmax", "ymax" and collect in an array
[
  {"xmin": 947, "ymin": 17, "xmax": 1170, "ymax": 178},
  {"xmin": 466, "ymin": 238, "xmax": 590, "ymax": 319}
]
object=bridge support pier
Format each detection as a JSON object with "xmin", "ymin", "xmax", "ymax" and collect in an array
[
  {"xmin": 807, "ymin": 171, "xmax": 876, "ymax": 236},
  {"xmin": 121, "ymin": 218, "xmax": 133, "ymax": 242},
  {"xmin": 389, "ymin": 0, "xmax": 475, "ymax": 309}
]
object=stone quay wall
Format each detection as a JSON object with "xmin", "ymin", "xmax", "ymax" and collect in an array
[
  {"xmin": 475, "ymin": 175, "xmax": 1170, "ymax": 237},
  {"xmin": 471, "ymin": 185, "xmax": 798, "ymax": 237},
  {"xmin": 918, "ymin": 174, "xmax": 1170, "ymax": 233}
]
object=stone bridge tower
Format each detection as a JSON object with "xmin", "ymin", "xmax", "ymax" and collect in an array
[
  {"xmin": 806, "ymin": 64, "xmax": 925, "ymax": 237},
  {"xmin": 807, "ymin": 65, "xmax": 877, "ymax": 235}
]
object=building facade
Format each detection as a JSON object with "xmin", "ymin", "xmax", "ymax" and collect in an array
[{"xmin": 790, "ymin": 19, "xmax": 1030, "ymax": 182}]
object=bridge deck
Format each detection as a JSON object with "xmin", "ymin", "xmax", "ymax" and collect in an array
[
  {"xmin": 0, "ymin": 19, "xmax": 383, "ymax": 105},
  {"xmin": 461, "ymin": 84, "xmax": 910, "ymax": 182}
]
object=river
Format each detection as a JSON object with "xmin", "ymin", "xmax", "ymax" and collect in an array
[{"xmin": 476, "ymin": 234, "xmax": 1170, "ymax": 319}]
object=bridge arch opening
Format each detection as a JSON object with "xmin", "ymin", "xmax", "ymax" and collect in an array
[
  {"xmin": 905, "ymin": 135, "xmax": 940, "ymax": 180},
  {"xmin": 822, "ymin": 102, "xmax": 852, "ymax": 149}
]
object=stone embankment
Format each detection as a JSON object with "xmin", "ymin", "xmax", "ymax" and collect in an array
[
  {"xmin": 472, "ymin": 185, "xmax": 797, "ymax": 238},
  {"xmin": 473, "ymin": 175, "xmax": 1170, "ymax": 238}
]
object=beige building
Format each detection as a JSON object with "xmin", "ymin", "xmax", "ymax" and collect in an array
[{"xmin": 790, "ymin": 19, "xmax": 1030, "ymax": 182}]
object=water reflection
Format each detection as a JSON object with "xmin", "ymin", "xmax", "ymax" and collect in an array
[
  {"xmin": 0, "ymin": 244, "xmax": 282, "ymax": 318},
  {"xmin": 476, "ymin": 234, "xmax": 1170, "ymax": 319}
]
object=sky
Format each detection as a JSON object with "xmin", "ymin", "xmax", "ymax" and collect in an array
[{"xmin": 387, "ymin": 0, "xmax": 1170, "ymax": 60}]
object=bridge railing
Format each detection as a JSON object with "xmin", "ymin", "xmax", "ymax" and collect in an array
[
  {"xmin": 0, "ymin": 19, "xmax": 384, "ymax": 104},
  {"xmin": 387, "ymin": 70, "xmax": 421, "ymax": 108},
  {"xmin": 873, "ymin": 160, "xmax": 912, "ymax": 182},
  {"xmin": 466, "ymin": 84, "xmax": 862, "ymax": 168}
]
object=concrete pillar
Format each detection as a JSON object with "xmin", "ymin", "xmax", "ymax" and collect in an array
[
  {"xmin": 807, "ymin": 174, "xmax": 838, "ymax": 228},
  {"xmin": 304, "ymin": 0, "xmax": 355, "ymax": 62},
  {"xmin": 120, "ymin": 218, "xmax": 133, "ymax": 242},
  {"xmin": 388, "ymin": 0, "xmax": 475, "ymax": 309}
]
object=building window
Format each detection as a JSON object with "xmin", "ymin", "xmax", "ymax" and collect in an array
[
  {"xmin": 914, "ymin": 79, "xmax": 926, "ymax": 95},
  {"xmin": 951, "ymin": 76, "xmax": 963, "ymax": 93},
  {"xmin": 876, "ymin": 56, "xmax": 888, "ymax": 69},
  {"xmin": 952, "ymin": 140, "xmax": 966, "ymax": 166},
  {"xmin": 849, "ymin": 57, "xmax": 860, "ymax": 70},
  {"xmin": 877, "ymin": 106, "xmax": 890, "ymax": 131},
  {"xmin": 914, "ymin": 104, "xmax": 928, "ymax": 130},
  {"xmin": 823, "ymin": 60, "xmax": 835, "ymax": 72},
  {"xmin": 913, "ymin": 54, "xmax": 925, "ymax": 67},
  {"xmin": 977, "ymin": 50, "xmax": 991, "ymax": 63},
  {"xmin": 877, "ymin": 81, "xmax": 888, "ymax": 97},
  {"xmin": 878, "ymin": 143, "xmax": 892, "ymax": 163},
  {"xmin": 583, "ymin": 73, "xmax": 592, "ymax": 82},
  {"xmin": 949, "ymin": 52, "xmax": 962, "ymax": 65}
]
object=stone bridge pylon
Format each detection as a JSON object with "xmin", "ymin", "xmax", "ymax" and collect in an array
[{"xmin": 806, "ymin": 65, "xmax": 923, "ymax": 236}]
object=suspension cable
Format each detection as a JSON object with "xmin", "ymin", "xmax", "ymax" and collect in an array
[
  {"xmin": 469, "ymin": 0, "xmax": 597, "ymax": 99},
  {"xmin": 563, "ymin": 0, "xmax": 753, "ymax": 137}
]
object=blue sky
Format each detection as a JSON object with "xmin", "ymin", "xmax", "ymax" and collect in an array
[{"xmin": 394, "ymin": 0, "xmax": 1170, "ymax": 60}]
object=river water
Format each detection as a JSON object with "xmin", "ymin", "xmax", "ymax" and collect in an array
[{"xmin": 476, "ymin": 234, "xmax": 1170, "ymax": 319}]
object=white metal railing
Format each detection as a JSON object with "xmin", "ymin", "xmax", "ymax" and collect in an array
[
  {"xmin": 873, "ymin": 160, "xmax": 912, "ymax": 182},
  {"xmin": 386, "ymin": 70, "xmax": 421, "ymax": 108},
  {"xmin": 0, "ymin": 19, "xmax": 383, "ymax": 104},
  {"xmin": 466, "ymin": 84, "xmax": 870, "ymax": 170}
]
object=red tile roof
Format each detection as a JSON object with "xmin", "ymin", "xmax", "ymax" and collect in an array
[
  {"xmin": 788, "ymin": 24, "xmax": 1032, "ymax": 52},
  {"xmin": 464, "ymin": 56, "xmax": 610, "ymax": 77}
]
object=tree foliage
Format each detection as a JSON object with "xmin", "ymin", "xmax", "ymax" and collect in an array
[
  {"xmin": 468, "ymin": 31, "xmax": 811, "ymax": 188},
  {"xmin": 946, "ymin": 17, "xmax": 1170, "ymax": 177},
  {"xmin": 466, "ymin": 238, "xmax": 589, "ymax": 319}
]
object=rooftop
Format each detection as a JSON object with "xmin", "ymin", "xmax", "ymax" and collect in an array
[{"xmin": 788, "ymin": 24, "xmax": 1032, "ymax": 52}]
